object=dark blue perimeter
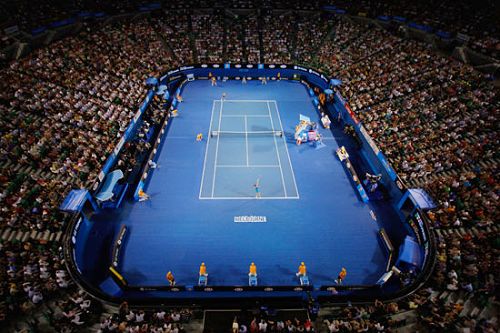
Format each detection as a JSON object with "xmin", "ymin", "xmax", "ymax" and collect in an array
[{"xmin": 117, "ymin": 80, "xmax": 387, "ymax": 287}]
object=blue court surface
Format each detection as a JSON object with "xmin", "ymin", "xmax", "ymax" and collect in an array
[
  {"xmin": 199, "ymin": 99, "xmax": 298, "ymax": 199},
  {"xmin": 111, "ymin": 80, "xmax": 394, "ymax": 287}
]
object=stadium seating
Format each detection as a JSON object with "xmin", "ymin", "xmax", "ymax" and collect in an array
[{"xmin": 0, "ymin": 1, "xmax": 497, "ymax": 332}]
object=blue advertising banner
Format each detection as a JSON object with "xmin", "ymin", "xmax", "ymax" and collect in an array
[
  {"xmin": 377, "ymin": 151, "xmax": 397, "ymax": 181},
  {"xmin": 356, "ymin": 184, "xmax": 369, "ymax": 203}
]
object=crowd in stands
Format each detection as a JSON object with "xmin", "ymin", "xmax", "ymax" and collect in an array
[
  {"xmin": 321, "ymin": 21, "xmax": 499, "ymax": 232},
  {"xmin": 411, "ymin": 228, "xmax": 497, "ymax": 332},
  {"xmin": 261, "ymin": 14, "xmax": 293, "ymax": 64},
  {"xmin": 322, "ymin": 300, "xmax": 401, "ymax": 332},
  {"xmin": 293, "ymin": 15, "xmax": 333, "ymax": 68},
  {"xmin": 1, "ymin": 1, "xmax": 497, "ymax": 59},
  {"xmin": 95, "ymin": 302, "xmax": 192, "ymax": 333},
  {"xmin": 0, "ymin": 240, "xmax": 70, "ymax": 323},
  {"xmin": 192, "ymin": 14, "xmax": 224, "ymax": 63},
  {"xmin": 432, "ymin": 229, "xmax": 497, "ymax": 302},
  {"xmin": 228, "ymin": 313, "xmax": 315, "ymax": 333},
  {"xmin": 156, "ymin": 13, "xmax": 195, "ymax": 65},
  {"xmin": 244, "ymin": 15, "xmax": 261, "ymax": 63},
  {"xmin": 225, "ymin": 17, "xmax": 244, "ymax": 63},
  {"xmin": 0, "ymin": 1, "xmax": 498, "ymax": 331},
  {"xmin": 0, "ymin": 16, "xmax": 174, "ymax": 326},
  {"xmin": 0, "ymin": 16, "xmax": 172, "ymax": 231},
  {"xmin": 325, "ymin": 0, "xmax": 498, "ymax": 56},
  {"xmin": 44, "ymin": 289, "xmax": 101, "ymax": 331}
]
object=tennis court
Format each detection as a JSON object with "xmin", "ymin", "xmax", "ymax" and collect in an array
[
  {"xmin": 96, "ymin": 79, "xmax": 400, "ymax": 288},
  {"xmin": 199, "ymin": 100, "xmax": 298, "ymax": 199}
]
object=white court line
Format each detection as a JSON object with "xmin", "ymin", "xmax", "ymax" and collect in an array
[
  {"xmin": 198, "ymin": 100, "xmax": 217, "ymax": 199},
  {"xmin": 210, "ymin": 99, "xmax": 224, "ymax": 198},
  {"xmin": 221, "ymin": 115, "xmax": 269, "ymax": 118},
  {"xmin": 244, "ymin": 115, "xmax": 249, "ymax": 166},
  {"xmin": 200, "ymin": 196, "xmax": 300, "ymax": 200},
  {"xmin": 267, "ymin": 101, "xmax": 288, "ymax": 197},
  {"xmin": 167, "ymin": 136, "xmax": 198, "ymax": 139},
  {"xmin": 222, "ymin": 100, "xmax": 272, "ymax": 102},
  {"xmin": 217, "ymin": 165, "xmax": 280, "ymax": 168},
  {"xmin": 272, "ymin": 100, "xmax": 300, "ymax": 198},
  {"xmin": 199, "ymin": 99, "xmax": 299, "ymax": 200}
]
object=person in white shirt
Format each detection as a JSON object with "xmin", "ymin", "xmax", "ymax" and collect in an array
[
  {"xmin": 156, "ymin": 310, "xmax": 166, "ymax": 321},
  {"xmin": 40, "ymin": 265, "xmax": 50, "ymax": 280},
  {"xmin": 232, "ymin": 317, "xmax": 239, "ymax": 333},
  {"xmin": 171, "ymin": 312, "xmax": 181, "ymax": 322},
  {"xmin": 135, "ymin": 310, "xmax": 145, "ymax": 323},
  {"xmin": 56, "ymin": 270, "xmax": 67, "ymax": 279},
  {"xmin": 259, "ymin": 319, "xmax": 268, "ymax": 332},
  {"xmin": 80, "ymin": 299, "xmax": 91, "ymax": 310},
  {"xmin": 126, "ymin": 310, "xmax": 136, "ymax": 322},
  {"xmin": 71, "ymin": 312, "xmax": 85, "ymax": 326},
  {"xmin": 323, "ymin": 319, "xmax": 340, "ymax": 333},
  {"xmin": 374, "ymin": 322, "xmax": 385, "ymax": 331},
  {"xmin": 57, "ymin": 278, "xmax": 69, "ymax": 288}
]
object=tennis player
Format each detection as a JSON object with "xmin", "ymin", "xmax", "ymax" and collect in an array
[
  {"xmin": 196, "ymin": 133, "xmax": 203, "ymax": 141},
  {"xmin": 253, "ymin": 178, "xmax": 261, "ymax": 198}
]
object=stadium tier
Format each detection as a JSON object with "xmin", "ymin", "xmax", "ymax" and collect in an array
[{"xmin": 0, "ymin": 1, "xmax": 498, "ymax": 332}]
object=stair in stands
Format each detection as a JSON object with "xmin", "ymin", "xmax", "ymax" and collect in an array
[
  {"xmin": 393, "ymin": 322, "xmax": 420, "ymax": 333},
  {"xmin": 1, "ymin": 228, "xmax": 10, "ymax": 240},
  {"xmin": 389, "ymin": 309, "xmax": 418, "ymax": 325}
]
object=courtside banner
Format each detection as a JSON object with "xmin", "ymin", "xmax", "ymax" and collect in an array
[
  {"xmin": 377, "ymin": 151, "xmax": 397, "ymax": 181},
  {"xmin": 359, "ymin": 125, "xmax": 380, "ymax": 155},
  {"xmin": 335, "ymin": 91, "xmax": 345, "ymax": 105},
  {"xmin": 159, "ymin": 63, "xmax": 330, "ymax": 83},
  {"xmin": 344, "ymin": 103, "xmax": 359, "ymax": 125}
]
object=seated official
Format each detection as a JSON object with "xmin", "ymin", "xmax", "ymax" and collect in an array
[
  {"xmin": 249, "ymin": 262, "xmax": 257, "ymax": 276},
  {"xmin": 199, "ymin": 262, "xmax": 207, "ymax": 276}
]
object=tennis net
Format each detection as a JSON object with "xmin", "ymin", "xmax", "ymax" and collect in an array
[{"xmin": 211, "ymin": 130, "xmax": 283, "ymax": 138}]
